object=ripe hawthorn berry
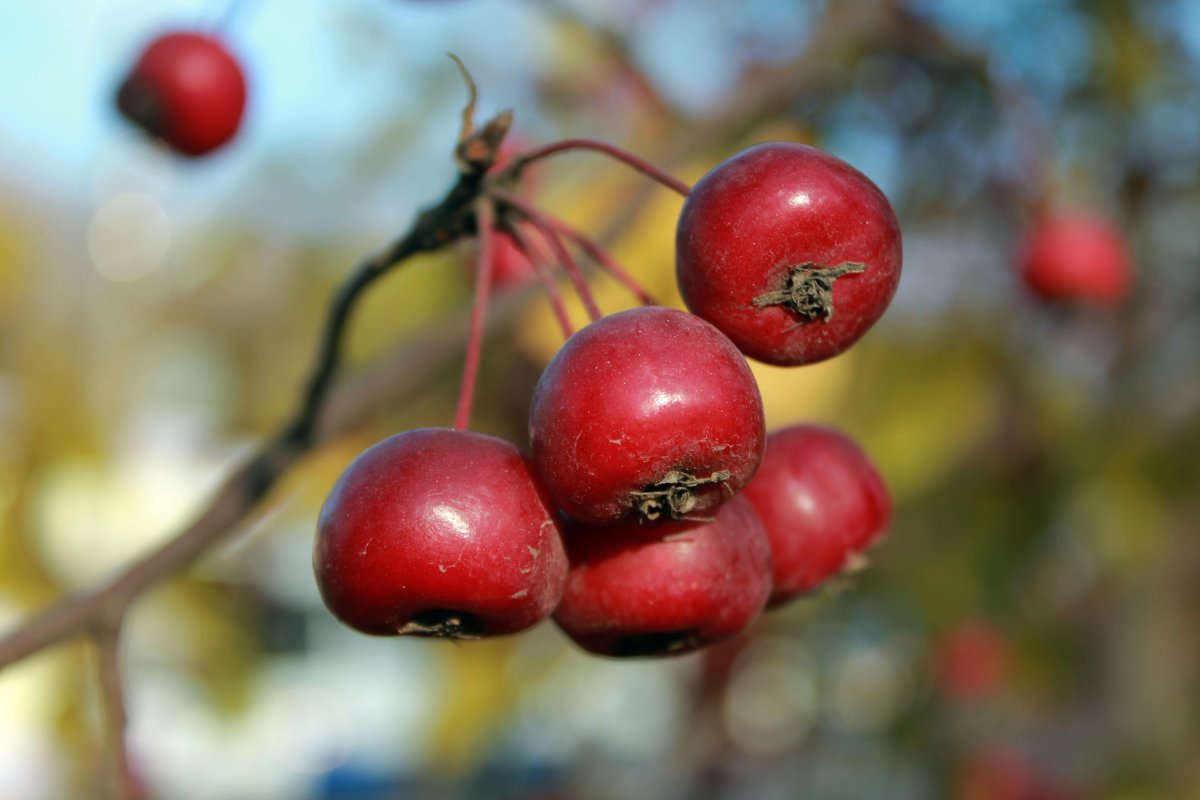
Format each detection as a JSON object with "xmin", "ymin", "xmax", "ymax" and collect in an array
[
  {"xmin": 528, "ymin": 306, "xmax": 766, "ymax": 525},
  {"xmin": 469, "ymin": 224, "xmax": 543, "ymax": 291},
  {"xmin": 116, "ymin": 31, "xmax": 247, "ymax": 157},
  {"xmin": 1017, "ymin": 212, "xmax": 1132, "ymax": 305},
  {"xmin": 553, "ymin": 494, "xmax": 773, "ymax": 657},
  {"xmin": 739, "ymin": 423, "xmax": 890, "ymax": 605},
  {"xmin": 313, "ymin": 428, "xmax": 568, "ymax": 638},
  {"xmin": 675, "ymin": 142, "xmax": 902, "ymax": 366}
]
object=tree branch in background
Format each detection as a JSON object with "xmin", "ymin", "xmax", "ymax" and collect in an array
[
  {"xmin": 94, "ymin": 622, "xmax": 140, "ymax": 800},
  {"xmin": 0, "ymin": 114, "xmax": 508, "ymax": 672}
]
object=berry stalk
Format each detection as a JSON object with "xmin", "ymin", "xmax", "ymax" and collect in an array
[
  {"xmin": 497, "ymin": 191, "xmax": 658, "ymax": 307},
  {"xmin": 524, "ymin": 214, "xmax": 603, "ymax": 322},
  {"xmin": 511, "ymin": 138, "xmax": 691, "ymax": 198},
  {"xmin": 508, "ymin": 222, "xmax": 575, "ymax": 338},
  {"xmin": 454, "ymin": 199, "xmax": 497, "ymax": 431}
]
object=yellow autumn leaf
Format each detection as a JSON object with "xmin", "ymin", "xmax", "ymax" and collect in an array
[{"xmin": 851, "ymin": 344, "xmax": 1001, "ymax": 500}]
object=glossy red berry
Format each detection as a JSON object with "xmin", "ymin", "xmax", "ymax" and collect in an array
[
  {"xmin": 1017, "ymin": 212, "xmax": 1132, "ymax": 305},
  {"xmin": 116, "ymin": 31, "xmax": 247, "ymax": 157},
  {"xmin": 529, "ymin": 306, "xmax": 766, "ymax": 525},
  {"xmin": 553, "ymin": 494, "xmax": 773, "ymax": 657},
  {"xmin": 313, "ymin": 428, "xmax": 568, "ymax": 638},
  {"xmin": 740, "ymin": 424, "xmax": 890, "ymax": 605},
  {"xmin": 675, "ymin": 142, "xmax": 902, "ymax": 366}
]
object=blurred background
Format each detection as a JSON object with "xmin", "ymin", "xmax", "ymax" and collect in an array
[{"xmin": 2, "ymin": 0, "xmax": 1200, "ymax": 797}]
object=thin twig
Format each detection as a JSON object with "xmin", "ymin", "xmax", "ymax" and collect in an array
[
  {"xmin": 94, "ymin": 622, "xmax": 139, "ymax": 800},
  {"xmin": 0, "ymin": 123, "xmax": 500, "ymax": 672},
  {"xmin": 527, "ymin": 0, "xmax": 682, "ymax": 123},
  {"xmin": 0, "ymin": 0, "xmax": 897, "ymax": 675},
  {"xmin": 450, "ymin": 54, "xmax": 478, "ymax": 141}
]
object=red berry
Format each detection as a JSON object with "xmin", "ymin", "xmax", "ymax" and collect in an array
[
  {"xmin": 465, "ymin": 136, "xmax": 543, "ymax": 292},
  {"xmin": 313, "ymin": 428, "xmax": 568, "ymax": 638},
  {"xmin": 553, "ymin": 494, "xmax": 773, "ymax": 657},
  {"xmin": 934, "ymin": 621, "xmax": 1010, "ymax": 702},
  {"xmin": 675, "ymin": 142, "xmax": 902, "ymax": 366},
  {"xmin": 957, "ymin": 749, "xmax": 1087, "ymax": 800},
  {"xmin": 528, "ymin": 306, "xmax": 766, "ymax": 525},
  {"xmin": 1017, "ymin": 212, "xmax": 1132, "ymax": 305},
  {"xmin": 116, "ymin": 32, "xmax": 247, "ymax": 157},
  {"xmin": 471, "ymin": 224, "xmax": 542, "ymax": 292},
  {"xmin": 489, "ymin": 229, "xmax": 539, "ymax": 288},
  {"xmin": 739, "ymin": 424, "xmax": 890, "ymax": 605}
]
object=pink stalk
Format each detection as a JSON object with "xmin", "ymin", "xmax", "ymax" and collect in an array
[
  {"xmin": 514, "ymin": 138, "xmax": 691, "ymax": 197},
  {"xmin": 498, "ymin": 190, "xmax": 658, "ymax": 307},
  {"xmin": 454, "ymin": 200, "xmax": 496, "ymax": 431},
  {"xmin": 508, "ymin": 224, "xmax": 575, "ymax": 339},
  {"xmin": 522, "ymin": 215, "xmax": 602, "ymax": 323}
]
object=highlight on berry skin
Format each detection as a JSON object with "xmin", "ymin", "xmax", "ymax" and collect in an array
[
  {"xmin": 313, "ymin": 428, "xmax": 569, "ymax": 640},
  {"xmin": 115, "ymin": 30, "xmax": 248, "ymax": 157},
  {"xmin": 739, "ymin": 423, "xmax": 891, "ymax": 606},
  {"xmin": 527, "ymin": 306, "xmax": 766, "ymax": 527},
  {"xmin": 675, "ymin": 141, "xmax": 902, "ymax": 366},
  {"xmin": 310, "ymin": 132, "xmax": 905, "ymax": 660}
]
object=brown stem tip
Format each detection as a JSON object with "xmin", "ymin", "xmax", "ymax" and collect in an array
[
  {"xmin": 752, "ymin": 261, "xmax": 866, "ymax": 322},
  {"xmin": 613, "ymin": 629, "xmax": 701, "ymax": 657},
  {"xmin": 631, "ymin": 469, "xmax": 731, "ymax": 522},
  {"xmin": 397, "ymin": 610, "xmax": 483, "ymax": 640}
]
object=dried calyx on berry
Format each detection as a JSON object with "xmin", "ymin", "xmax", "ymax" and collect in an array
[
  {"xmin": 676, "ymin": 142, "xmax": 902, "ymax": 366},
  {"xmin": 116, "ymin": 31, "xmax": 247, "ymax": 157},
  {"xmin": 528, "ymin": 307, "xmax": 765, "ymax": 526}
]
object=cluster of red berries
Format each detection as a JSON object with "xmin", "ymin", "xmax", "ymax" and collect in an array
[
  {"xmin": 106, "ymin": 32, "xmax": 904, "ymax": 656},
  {"xmin": 314, "ymin": 142, "xmax": 900, "ymax": 657}
]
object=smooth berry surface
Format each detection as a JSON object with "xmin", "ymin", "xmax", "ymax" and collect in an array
[
  {"xmin": 1018, "ymin": 212, "xmax": 1132, "ymax": 304},
  {"xmin": 116, "ymin": 32, "xmax": 247, "ymax": 157},
  {"xmin": 313, "ymin": 428, "xmax": 568, "ymax": 638},
  {"xmin": 740, "ymin": 424, "xmax": 890, "ymax": 605},
  {"xmin": 553, "ymin": 494, "xmax": 773, "ymax": 657},
  {"xmin": 676, "ymin": 142, "xmax": 902, "ymax": 365},
  {"xmin": 528, "ymin": 306, "xmax": 765, "ymax": 525}
]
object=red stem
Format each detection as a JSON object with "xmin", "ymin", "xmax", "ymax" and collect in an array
[
  {"xmin": 508, "ymin": 224, "xmax": 575, "ymax": 339},
  {"xmin": 454, "ymin": 200, "xmax": 495, "ymax": 431},
  {"xmin": 513, "ymin": 139, "xmax": 691, "ymax": 197},
  {"xmin": 502, "ymin": 195, "xmax": 657, "ymax": 306},
  {"xmin": 526, "ymin": 218, "xmax": 602, "ymax": 323}
]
